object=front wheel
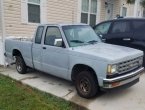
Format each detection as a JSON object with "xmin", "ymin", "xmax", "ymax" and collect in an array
[
  {"xmin": 75, "ymin": 71, "xmax": 99, "ymax": 99},
  {"xmin": 15, "ymin": 56, "xmax": 27, "ymax": 74}
]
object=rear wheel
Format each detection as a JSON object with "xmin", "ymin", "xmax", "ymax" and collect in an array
[
  {"xmin": 15, "ymin": 56, "xmax": 27, "ymax": 74},
  {"xmin": 75, "ymin": 71, "xmax": 99, "ymax": 99}
]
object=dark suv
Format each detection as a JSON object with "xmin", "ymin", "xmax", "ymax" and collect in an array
[{"xmin": 94, "ymin": 18, "xmax": 145, "ymax": 65}]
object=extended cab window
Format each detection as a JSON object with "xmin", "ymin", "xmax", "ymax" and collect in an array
[
  {"xmin": 35, "ymin": 26, "xmax": 44, "ymax": 44},
  {"xmin": 94, "ymin": 22, "xmax": 111, "ymax": 35},
  {"xmin": 111, "ymin": 21, "xmax": 130, "ymax": 33},
  {"xmin": 44, "ymin": 27, "xmax": 63, "ymax": 47}
]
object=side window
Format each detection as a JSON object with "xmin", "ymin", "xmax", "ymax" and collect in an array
[
  {"xmin": 133, "ymin": 21, "xmax": 145, "ymax": 32},
  {"xmin": 35, "ymin": 26, "xmax": 44, "ymax": 44},
  {"xmin": 94, "ymin": 22, "xmax": 111, "ymax": 34},
  {"xmin": 111, "ymin": 21, "xmax": 130, "ymax": 33},
  {"xmin": 44, "ymin": 27, "xmax": 63, "ymax": 47}
]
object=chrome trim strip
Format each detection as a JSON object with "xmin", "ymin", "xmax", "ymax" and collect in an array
[
  {"xmin": 103, "ymin": 74, "xmax": 140, "ymax": 89},
  {"xmin": 103, "ymin": 67, "xmax": 144, "ymax": 83}
]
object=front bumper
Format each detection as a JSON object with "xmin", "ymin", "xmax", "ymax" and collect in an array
[{"xmin": 102, "ymin": 67, "xmax": 144, "ymax": 89}]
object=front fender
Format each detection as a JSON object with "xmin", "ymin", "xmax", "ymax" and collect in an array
[{"xmin": 68, "ymin": 55, "xmax": 108, "ymax": 86}]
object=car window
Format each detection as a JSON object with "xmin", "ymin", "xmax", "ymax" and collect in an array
[
  {"xmin": 133, "ymin": 20, "xmax": 145, "ymax": 32},
  {"xmin": 94, "ymin": 22, "xmax": 111, "ymax": 34},
  {"xmin": 35, "ymin": 26, "xmax": 44, "ymax": 44},
  {"xmin": 44, "ymin": 27, "xmax": 63, "ymax": 47},
  {"xmin": 111, "ymin": 21, "xmax": 130, "ymax": 33},
  {"xmin": 62, "ymin": 25, "xmax": 101, "ymax": 47}
]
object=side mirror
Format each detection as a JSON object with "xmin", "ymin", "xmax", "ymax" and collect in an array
[
  {"xmin": 101, "ymin": 35, "xmax": 106, "ymax": 42},
  {"xmin": 98, "ymin": 34, "xmax": 103, "ymax": 38},
  {"xmin": 54, "ymin": 39, "xmax": 66, "ymax": 48},
  {"xmin": 55, "ymin": 39, "xmax": 62, "ymax": 47}
]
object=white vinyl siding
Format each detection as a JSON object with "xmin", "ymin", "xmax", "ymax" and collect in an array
[
  {"xmin": 0, "ymin": 0, "xmax": 2, "ymax": 37},
  {"xmin": 4, "ymin": 0, "xmax": 37, "ymax": 37},
  {"xmin": 3, "ymin": 0, "xmax": 77, "ymax": 38},
  {"xmin": 113, "ymin": 0, "xmax": 120, "ymax": 18},
  {"xmin": 99, "ymin": 0, "xmax": 120, "ymax": 22},
  {"xmin": 47, "ymin": 0, "xmax": 77, "ymax": 23},
  {"xmin": 2, "ymin": 0, "xmax": 144, "ymax": 41},
  {"xmin": 21, "ymin": 0, "xmax": 28, "ymax": 23},
  {"xmin": 21, "ymin": 0, "xmax": 47, "ymax": 24},
  {"xmin": 40, "ymin": 0, "xmax": 47, "ymax": 24},
  {"xmin": 20, "ymin": 0, "xmax": 78, "ymax": 24},
  {"xmin": 120, "ymin": 0, "xmax": 135, "ymax": 17}
]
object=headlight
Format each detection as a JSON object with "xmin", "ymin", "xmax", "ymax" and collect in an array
[
  {"xmin": 107, "ymin": 64, "xmax": 118, "ymax": 75},
  {"xmin": 139, "ymin": 57, "xmax": 143, "ymax": 66}
]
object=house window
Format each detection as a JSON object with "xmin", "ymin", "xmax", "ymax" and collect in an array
[
  {"xmin": 143, "ymin": 9, "xmax": 145, "ymax": 17},
  {"xmin": 81, "ymin": 0, "xmax": 97, "ymax": 27},
  {"xmin": 28, "ymin": 0, "xmax": 40, "ymax": 23},
  {"xmin": 122, "ymin": 7, "xmax": 127, "ymax": 17}
]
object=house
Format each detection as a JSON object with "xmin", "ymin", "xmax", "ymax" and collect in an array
[
  {"xmin": 0, "ymin": 0, "xmax": 144, "ymax": 65},
  {"xmin": 120, "ymin": 0, "xmax": 145, "ymax": 17}
]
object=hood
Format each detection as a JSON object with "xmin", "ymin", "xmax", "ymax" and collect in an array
[{"xmin": 72, "ymin": 43, "xmax": 143, "ymax": 63}]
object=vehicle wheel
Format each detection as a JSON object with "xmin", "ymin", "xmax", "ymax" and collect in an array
[
  {"xmin": 15, "ymin": 56, "xmax": 27, "ymax": 74},
  {"xmin": 75, "ymin": 71, "xmax": 99, "ymax": 99}
]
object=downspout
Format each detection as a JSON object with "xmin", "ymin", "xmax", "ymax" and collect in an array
[{"xmin": 0, "ymin": 0, "xmax": 6, "ymax": 66}]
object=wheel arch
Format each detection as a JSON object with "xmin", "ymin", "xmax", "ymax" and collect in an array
[
  {"xmin": 12, "ymin": 49, "xmax": 22, "ymax": 57},
  {"xmin": 71, "ymin": 64, "xmax": 98, "ymax": 82}
]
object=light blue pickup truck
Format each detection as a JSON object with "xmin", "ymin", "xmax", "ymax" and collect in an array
[{"xmin": 5, "ymin": 24, "xmax": 144, "ymax": 98}]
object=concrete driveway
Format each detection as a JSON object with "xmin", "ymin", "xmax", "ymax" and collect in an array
[{"xmin": 0, "ymin": 66, "xmax": 145, "ymax": 110}]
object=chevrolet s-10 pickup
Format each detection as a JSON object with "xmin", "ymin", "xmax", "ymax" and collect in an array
[{"xmin": 5, "ymin": 24, "xmax": 144, "ymax": 98}]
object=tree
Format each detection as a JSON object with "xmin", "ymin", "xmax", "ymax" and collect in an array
[
  {"xmin": 126, "ymin": 0, "xmax": 135, "ymax": 4},
  {"xmin": 141, "ymin": 0, "xmax": 145, "ymax": 8},
  {"xmin": 126, "ymin": 0, "xmax": 145, "ymax": 8}
]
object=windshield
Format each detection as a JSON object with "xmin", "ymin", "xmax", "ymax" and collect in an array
[{"xmin": 62, "ymin": 25, "xmax": 101, "ymax": 47}]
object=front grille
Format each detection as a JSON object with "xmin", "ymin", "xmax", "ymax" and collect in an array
[{"xmin": 118, "ymin": 57, "xmax": 141, "ymax": 74}]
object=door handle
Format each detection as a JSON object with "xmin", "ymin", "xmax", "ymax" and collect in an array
[
  {"xmin": 123, "ymin": 38, "xmax": 131, "ymax": 41},
  {"xmin": 42, "ymin": 47, "xmax": 46, "ymax": 49}
]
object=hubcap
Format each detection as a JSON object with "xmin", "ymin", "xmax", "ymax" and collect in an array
[
  {"xmin": 79, "ymin": 78, "xmax": 90, "ymax": 93},
  {"xmin": 16, "ymin": 60, "xmax": 22, "ymax": 72},
  {"xmin": 17, "ymin": 65, "xmax": 22, "ymax": 72}
]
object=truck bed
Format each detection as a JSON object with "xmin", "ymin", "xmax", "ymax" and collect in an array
[
  {"xmin": 5, "ymin": 37, "xmax": 33, "ymax": 68},
  {"xmin": 7, "ymin": 37, "xmax": 32, "ymax": 42}
]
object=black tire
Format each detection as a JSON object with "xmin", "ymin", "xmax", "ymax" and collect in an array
[
  {"xmin": 75, "ymin": 71, "xmax": 99, "ymax": 99},
  {"xmin": 15, "ymin": 56, "xmax": 27, "ymax": 74}
]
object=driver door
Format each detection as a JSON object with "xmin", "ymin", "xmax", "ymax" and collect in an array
[{"xmin": 42, "ymin": 26, "xmax": 69, "ymax": 79}]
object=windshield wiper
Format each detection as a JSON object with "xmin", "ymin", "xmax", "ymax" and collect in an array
[
  {"xmin": 87, "ymin": 40, "xmax": 98, "ymax": 44},
  {"xmin": 70, "ymin": 40, "xmax": 84, "ymax": 43}
]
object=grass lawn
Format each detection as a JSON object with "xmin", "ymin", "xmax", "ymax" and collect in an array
[{"xmin": 0, "ymin": 74, "xmax": 87, "ymax": 110}]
